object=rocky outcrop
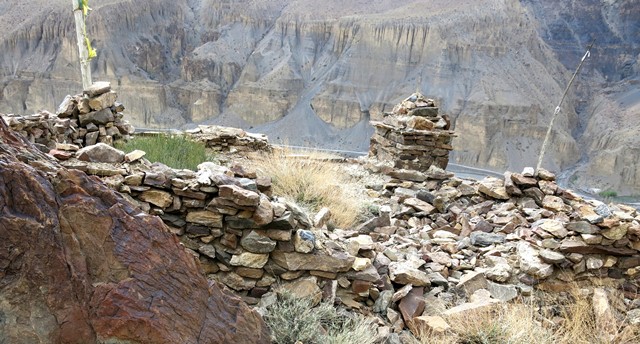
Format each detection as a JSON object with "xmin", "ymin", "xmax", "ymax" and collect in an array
[{"xmin": 0, "ymin": 119, "xmax": 269, "ymax": 343}]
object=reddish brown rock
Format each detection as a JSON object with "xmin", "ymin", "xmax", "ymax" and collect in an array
[
  {"xmin": 0, "ymin": 119, "xmax": 270, "ymax": 344},
  {"xmin": 399, "ymin": 287, "xmax": 426, "ymax": 322}
]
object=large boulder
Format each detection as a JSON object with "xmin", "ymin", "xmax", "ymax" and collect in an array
[{"xmin": 0, "ymin": 119, "xmax": 270, "ymax": 344}]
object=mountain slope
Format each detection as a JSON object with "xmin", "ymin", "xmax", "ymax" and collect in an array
[{"xmin": 0, "ymin": 0, "xmax": 638, "ymax": 194}]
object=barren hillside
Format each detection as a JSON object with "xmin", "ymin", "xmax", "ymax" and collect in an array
[{"xmin": 0, "ymin": 0, "xmax": 638, "ymax": 195}]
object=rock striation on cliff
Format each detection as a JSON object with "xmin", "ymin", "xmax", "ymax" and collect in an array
[{"xmin": 0, "ymin": 119, "xmax": 270, "ymax": 343}]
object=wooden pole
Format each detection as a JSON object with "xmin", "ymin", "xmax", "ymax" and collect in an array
[
  {"xmin": 536, "ymin": 40, "xmax": 595, "ymax": 172},
  {"xmin": 71, "ymin": 0, "xmax": 92, "ymax": 90}
]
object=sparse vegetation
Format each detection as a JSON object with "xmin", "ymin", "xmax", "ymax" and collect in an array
[
  {"xmin": 413, "ymin": 289, "xmax": 640, "ymax": 344},
  {"xmin": 262, "ymin": 293, "xmax": 377, "ymax": 344},
  {"xmin": 599, "ymin": 189, "xmax": 618, "ymax": 199},
  {"xmin": 115, "ymin": 134, "xmax": 213, "ymax": 170},
  {"xmin": 254, "ymin": 147, "xmax": 364, "ymax": 228},
  {"xmin": 415, "ymin": 303, "xmax": 555, "ymax": 344}
]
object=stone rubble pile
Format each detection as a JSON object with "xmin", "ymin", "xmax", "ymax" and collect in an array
[
  {"xmin": 369, "ymin": 93, "xmax": 455, "ymax": 171},
  {"xmin": 188, "ymin": 125, "xmax": 270, "ymax": 153},
  {"xmin": 1, "ymin": 82, "xmax": 133, "ymax": 156},
  {"xmin": 329, "ymin": 162, "xmax": 640, "ymax": 337}
]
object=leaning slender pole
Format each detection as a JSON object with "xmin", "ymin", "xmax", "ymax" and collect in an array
[
  {"xmin": 71, "ymin": 0, "xmax": 92, "ymax": 89},
  {"xmin": 536, "ymin": 40, "xmax": 595, "ymax": 171}
]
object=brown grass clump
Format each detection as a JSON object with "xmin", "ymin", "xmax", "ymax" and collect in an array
[
  {"xmin": 414, "ymin": 303, "xmax": 555, "ymax": 344},
  {"xmin": 553, "ymin": 288, "xmax": 640, "ymax": 344},
  {"xmin": 413, "ymin": 286, "xmax": 640, "ymax": 344},
  {"xmin": 253, "ymin": 147, "xmax": 364, "ymax": 228}
]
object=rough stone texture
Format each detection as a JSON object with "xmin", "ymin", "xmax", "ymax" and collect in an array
[
  {"xmin": 230, "ymin": 252, "xmax": 269, "ymax": 269},
  {"xmin": 411, "ymin": 316, "xmax": 450, "ymax": 335},
  {"xmin": 293, "ymin": 229, "xmax": 316, "ymax": 253},
  {"xmin": 470, "ymin": 231, "xmax": 506, "ymax": 246},
  {"xmin": 271, "ymin": 251, "xmax": 355, "ymax": 273},
  {"xmin": 478, "ymin": 177, "xmax": 510, "ymax": 200},
  {"xmin": 398, "ymin": 287, "xmax": 426, "ymax": 322},
  {"xmin": 0, "ymin": 120, "xmax": 270, "ymax": 344},
  {"xmin": 389, "ymin": 262, "xmax": 431, "ymax": 286},
  {"xmin": 76, "ymin": 143, "xmax": 125, "ymax": 163},
  {"xmin": 518, "ymin": 242, "xmax": 554, "ymax": 279},
  {"xmin": 139, "ymin": 189, "xmax": 174, "ymax": 208},
  {"xmin": 240, "ymin": 231, "xmax": 277, "ymax": 253},
  {"xmin": 186, "ymin": 210, "xmax": 223, "ymax": 227},
  {"xmin": 219, "ymin": 184, "xmax": 260, "ymax": 207}
]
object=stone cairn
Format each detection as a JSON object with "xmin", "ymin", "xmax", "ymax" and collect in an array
[
  {"xmin": 1, "ymin": 81, "xmax": 134, "ymax": 159},
  {"xmin": 369, "ymin": 92, "xmax": 455, "ymax": 170}
]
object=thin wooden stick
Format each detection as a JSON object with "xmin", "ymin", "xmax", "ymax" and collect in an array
[{"xmin": 536, "ymin": 39, "xmax": 595, "ymax": 172}]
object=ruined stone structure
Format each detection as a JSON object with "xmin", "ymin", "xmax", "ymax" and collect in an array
[
  {"xmin": 1, "ymin": 82, "xmax": 134, "ymax": 153},
  {"xmin": 369, "ymin": 93, "xmax": 455, "ymax": 171},
  {"xmin": 3, "ymin": 89, "xmax": 640, "ymax": 340}
]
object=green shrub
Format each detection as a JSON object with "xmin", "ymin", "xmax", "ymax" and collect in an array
[
  {"xmin": 115, "ymin": 134, "xmax": 212, "ymax": 170},
  {"xmin": 599, "ymin": 189, "xmax": 618, "ymax": 199},
  {"xmin": 262, "ymin": 293, "xmax": 377, "ymax": 344}
]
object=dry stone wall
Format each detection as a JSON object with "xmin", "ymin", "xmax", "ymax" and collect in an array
[
  {"xmin": 53, "ymin": 147, "xmax": 357, "ymax": 303},
  {"xmin": 369, "ymin": 93, "xmax": 455, "ymax": 170},
  {"xmin": 1, "ymin": 82, "xmax": 133, "ymax": 156},
  {"xmin": 188, "ymin": 125, "xmax": 270, "ymax": 153}
]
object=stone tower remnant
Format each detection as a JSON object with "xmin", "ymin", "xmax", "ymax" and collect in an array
[{"xmin": 369, "ymin": 92, "xmax": 455, "ymax": 170}]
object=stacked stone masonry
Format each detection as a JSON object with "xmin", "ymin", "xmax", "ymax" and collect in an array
[
  {"xmin": 188, "ymin": 125, "xmax": 270, "ymax": 153},
  {"xmin": 369, "ymin": 93, "xmax": 455, "ymax": 170},
  {"xmin": 1, "ymin": 82, "xmax": 134, "ymax": 157}
]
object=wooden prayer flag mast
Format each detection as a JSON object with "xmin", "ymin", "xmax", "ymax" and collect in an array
[{"xmin": 71, "ymin": 0, "xmax": 94, "ymax": 90}]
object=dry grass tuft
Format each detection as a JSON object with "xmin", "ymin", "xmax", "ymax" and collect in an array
[
  {"xmin": 414, "ymin": 303, "xmax": 555, "ymax": 344},
  {"xmin": 413, "ymin": 286, "xmax": 640, "ymax": 344},
  {"xmin": 553, "ymin": 288, "xmax": 640, "ymax": 344},
  {"xmin": 263, "ymin": 292, "xmax": 378, "ymax": 344},
  {"xmin": 254, "ymin": 147, "xmax": 365, "ymax": 228}
]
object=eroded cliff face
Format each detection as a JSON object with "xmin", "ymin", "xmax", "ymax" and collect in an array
[
  {"xmin": 0, "ymin": 0, "xmax": 638, "ymax": 191},
  {"xmin": 524, "ymin": 0, "xmax": 640, "ymax": 195},
  {"xmin": 0, "ymin": 119, "xmax": 270, "ymax": 343}
]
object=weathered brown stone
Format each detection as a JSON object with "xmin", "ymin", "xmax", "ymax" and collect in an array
[
  {"xmin": 88, "ymin": 90, "xmax": 117, "ymax": 111},
  {"xmin": 478, "ymin": 177, "xmax": 510, "ymax": 200},
  {"xmin": 271, "ymin": 250, "xmax": 355, "ymax": 273},
  {"xmin": 403, "ymin": 197, "xmax": 436, "ymax": 214},
  {"xmin": 79, "ymin": 108, "xmax": 115, "ymax": 126},
  {"xmin": 252, "ymin": 195, "xmax": 274, "ymax": 226},
  {"xmin": 219, "ymin": 184, "xmax": 260, "ymax": 206},
  {"xmin": 84, "ymin": 81, "xmax": 112, "ymax": 97},
  {"xmin": 139, "ymin": 189, "xmax": 173, "ymax": 208},
  {"xmin": 398, "ymin": 287, "xmax": 426, "ymax": 322},
  {"xmin": 186, "ymin": 210, "xmax": 223, "ymax": 228},
  {"xmin": 410, "ymin": 316, "xmax": 451, "ymax": 335},
  {"xmin": 389, "ymin": 262, "xmax": 431, "ymax": 286},
  {"xmin": 510, "ymin": 173, "xmax": 538, "ymax": 187},
  {"xmin": 77, "ymin": 142, "xmax": 124, "ymax": 163},
  {"xmin": 230, "ymin": 252, "xmax": 269, "ymax": 269}
]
